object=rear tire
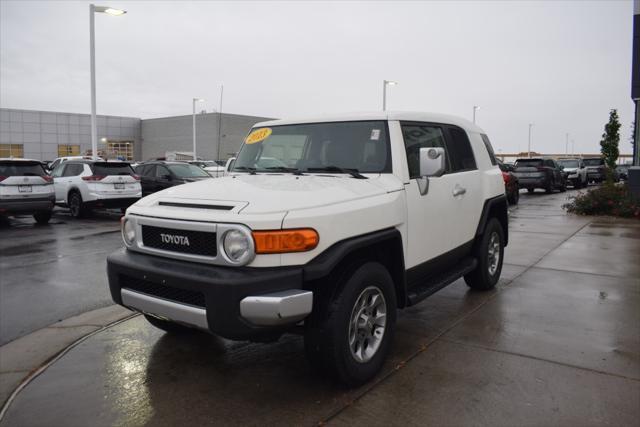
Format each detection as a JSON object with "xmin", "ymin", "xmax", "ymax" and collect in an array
[
  {"xmin": 304, "ymin": 262, "xmax": 396, "ymax": 386},
  {"xmin": 144, "ymin": 314, "xmax": 197, "ymax": 334},
  {"xmin": 464, "ymin": 218, "xmax": 504, "ymax": 291},
  {"xmin": 507, "ymin": 189, "xmax": 519, "ymax": 205},
  {"xmin": 68, "ymin": 192, "xmax": 86, "ymax": 219},
  {"xmin": 527, "ymin": 188, "xmax": 534, "ymax": 193},
  {"xmin": 33, "ymin": 211, "xmax": 52, "ymax": 224},
  {"xmin": 545, "ymin": 180, "xmax": 554, "ymax": 193}
]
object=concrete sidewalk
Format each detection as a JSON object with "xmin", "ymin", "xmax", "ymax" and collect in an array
[{"xmin": 1, "ymin": 190, "xmax": 639, "ymax": 426}]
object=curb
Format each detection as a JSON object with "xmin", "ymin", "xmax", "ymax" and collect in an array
[{"xmin": 0, "ymin": 305, "xmax": 137, "ymax": 414}]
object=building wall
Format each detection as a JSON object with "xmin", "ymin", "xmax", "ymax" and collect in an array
[
  {"xmin": 0, "ymin": 108, "xmax": 141, "ymax": 161},
  {"xmin": 140, "ymin": 112, "xmax": 273, "ymax": 161}
]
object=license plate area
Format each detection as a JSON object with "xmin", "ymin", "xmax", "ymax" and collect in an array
[
  {"xmin": 114, "ymin": 183, "xmax": 125, "ymax": 190},
  {"xmin": 18, "ymin": 185, "xmax": 32, "ymax": 193}
]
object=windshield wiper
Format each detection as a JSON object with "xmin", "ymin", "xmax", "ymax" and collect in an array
[
  {"xmin": 263, "ymin": 166, "xmax": 305, "ymax": 175},
  {"xmin": 307, "ymin": 166, "xmax": 368, "ymax": 179},
  {"xmin": 233, "ymin": 166, "xmax": 257, "ymax": 175}
]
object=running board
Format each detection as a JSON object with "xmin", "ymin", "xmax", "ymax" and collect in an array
[{"xmin": 406, "ymin": 257, "xmax": 478, "ymax": 306}]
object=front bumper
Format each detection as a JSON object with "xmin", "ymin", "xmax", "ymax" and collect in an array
[
  {"xmin": 0, "ymin": 195, "xmax": 55, "ymax": 215},
  {"xmin": 107, "ymin": 248, "xmax": 311, "ymax": 340}
]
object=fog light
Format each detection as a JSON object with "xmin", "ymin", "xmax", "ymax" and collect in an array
[{"xmin": 122, "ymin": 218, "xmax": 136, "ymax": 246}]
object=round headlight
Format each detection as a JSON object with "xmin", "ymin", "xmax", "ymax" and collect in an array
[
  {"xmin": 122, "ymin": 218, "xmax": 136, "ymax": 246},
  {"xmin": 223, "ymin": 229, "xmax": 252, "ymax": 264}
]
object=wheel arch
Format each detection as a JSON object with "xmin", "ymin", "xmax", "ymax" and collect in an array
[
  {"xmin": 475, "ymin": 194, "xmax": 508, "ymax": 246},
  {"xmin": 303, "ymin": 228, "xmax": 408, "ymax": 309}
]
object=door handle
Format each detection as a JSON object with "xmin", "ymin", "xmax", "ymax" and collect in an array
[{"xmin": 453, "ymin": 185, "xmax": 466, "ymax": 197}]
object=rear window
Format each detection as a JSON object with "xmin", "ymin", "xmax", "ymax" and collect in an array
[
  {"xmin": 480, "ymin": 134, "xmax": 498, "ymax": 166},
  {"xmin": 583, "ymin": 158, "xmax": 604, "ymax": 166},
  {"xmin": 0, "ymin": 162, "xmax": 46, "ymax": 177},
  {"xmin": 91, "ymin": 163, "xmax": 134, "ymax": 176},
  {"xmin": 515, "ymin": 159, "xmax": 543, "ymax": 168}
]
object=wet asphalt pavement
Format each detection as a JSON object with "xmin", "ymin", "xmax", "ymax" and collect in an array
[
  {"xmin": 0, "ymin": 209, "xmax": 122, "ymax": 345},
  {"xmin": 1, "ymin": 187, "xmax": 639, "ymax": 426}
]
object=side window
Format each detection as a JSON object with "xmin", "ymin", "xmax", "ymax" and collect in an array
[
  {"xmin": 51, "ymin": 164, "xmax": 64, "ymax": 177},
  {"xmin": 446, "ymin": 127, "xmax": 477, "ymax": 172},
  {"xmin": 401, "ymin": 123, "xmax": 451, "ymax": 179},
  {"xmin": 544, "ymin": 159, "xmax": 554, "ymax": 168},
  {"xmin": 62, "ymin": 164, "xmax": 82, "ymax": 177},
  {"xmin": 155, "ymin": 165, "xmax": 170, "ymax": 178},
  {"xmin": 480, "ymin": 134, "xmax": 498, "ymax": 166}
]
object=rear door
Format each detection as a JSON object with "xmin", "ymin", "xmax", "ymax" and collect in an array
[
  {"xmin": 139, "ymin": 164, "xmax": 156, "ymax": 196},
  {"xmin": 155, "ymin": 165, "xmax": 173, "ymax": 191}
]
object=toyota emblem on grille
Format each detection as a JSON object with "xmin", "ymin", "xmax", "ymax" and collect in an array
[{"xmin": 160, "ymin": 233, "xmax": 190, "ymax": 246}]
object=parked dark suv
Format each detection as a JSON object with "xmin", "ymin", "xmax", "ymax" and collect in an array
[
  {"xmin": 497, "ymin": 160, "xmax": 519, "ymax": 205},
  {"xmin": 584, "ymin": 158, "xmax": 618, "ymax": 183},
  {"xmin": 513, "ymin": 158, "xmax": 566, "ymax": 193},
  {"xmin": 135, "ymin": 161, "xmax": 212, "ymax": 196}
]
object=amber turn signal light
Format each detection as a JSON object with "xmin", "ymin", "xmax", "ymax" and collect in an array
[{"xmin": 252, "ymin": 229, "xmax": 319, "ymax": 254}]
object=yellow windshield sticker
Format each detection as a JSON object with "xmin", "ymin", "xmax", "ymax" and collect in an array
[{"xmin": 245, "ymin": 128, "xmax": 272, "ymax": 144}]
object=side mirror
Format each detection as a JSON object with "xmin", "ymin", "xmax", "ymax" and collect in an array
[
  {"xmin": 417, "ymin": 147, "xmax": 446, "ymax": 195},
  {"xmin": 162, "ymin": 174, "xmax": 172, "ymax": 181}
]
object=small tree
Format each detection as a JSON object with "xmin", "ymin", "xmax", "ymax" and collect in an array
[{"xmin": 600, "ymin": 109, "xmax": 620, "ymax": 182}]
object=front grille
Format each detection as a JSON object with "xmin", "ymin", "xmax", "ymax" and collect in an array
[
  {"xmin": 120, "ymin": 275, "xmax": 205, "ymax": 308},
  {"xmin": 141, "ymin": 225, "xmax": 217, "ymax": 257}
]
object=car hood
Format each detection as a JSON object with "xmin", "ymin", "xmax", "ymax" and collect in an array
[
  {"xmin": 563, "ymin": 167, "xmax": 578, "ymax": 172},
  {"xmin": 135, "ymin": 173, "xmax": 401, "ymax": 214}
]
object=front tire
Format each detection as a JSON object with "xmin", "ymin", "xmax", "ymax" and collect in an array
[
  {"xmin": 507, "ymin": 188, "xmax": 519, "ymax": 205},
  {"xmin": 304, "ymin": 262, "xmax": 397, "ymax": 386},
  {"xmin": 527, "ymin": 188, "xmax": 535, "ymax": 193},
  {"xmin": 464, "ymin": 218, "xmax": 504, "ymax": 291}
]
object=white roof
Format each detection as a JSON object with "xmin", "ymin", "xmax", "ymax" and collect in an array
[{"xmin": 254, "ymin": 111, "xmax": 485, "ymax": 134}]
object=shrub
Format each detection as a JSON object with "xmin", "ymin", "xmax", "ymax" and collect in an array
[{"xmin": 563, "ymin": 183, "xmax": 640, "ymax": 218}]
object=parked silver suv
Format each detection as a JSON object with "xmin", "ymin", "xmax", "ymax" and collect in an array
[{"xmin": 0, "ymin": 158, "xmax": 55, "ymax": 224}]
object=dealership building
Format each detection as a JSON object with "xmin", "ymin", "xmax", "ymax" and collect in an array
[{"xmin": 0, "ymin": 108, "xmax": 272, "ymax": 162}]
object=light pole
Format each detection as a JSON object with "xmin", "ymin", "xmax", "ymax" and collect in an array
[
  {"xmin": 473, "ymin": 106, "xmax": 480, "ymax": 124},
  {"xmin": 382, "ymin": 80, "xmax": 397, "ymax": 111},
  {"xmin": 565, "ymin": 133, "xmax": 569, "ymax": 155},
  {"xmin": 192, "ymin": 98, "xmax": 205, "ymax": 160},
  {"xmin": 89, "ymin": 4, "xmax": 126, "ymax": 159},
  {"xmin": 527, "ymin": 123, "xmax": 534, "ymax": 158}
]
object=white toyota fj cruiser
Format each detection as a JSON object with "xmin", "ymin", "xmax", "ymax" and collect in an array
[{"xmin": 108, "ymin": 112, "xmax": 508, "ymax": 385}]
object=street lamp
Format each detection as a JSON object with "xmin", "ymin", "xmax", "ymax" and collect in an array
[
  {"xmin": 192, "ymin": 98, "xmax": 205, "ymax": 160},
  {"xmin": 382, "ymin": 80, "xmax": 397, "ymax": 111},
  {"xmin": 89, "ymin": 4, "xmax": 126, "ymax": 160},
  {"xmin": 473, "ymin": 105, "xmax": 480, "ymax": 124},
  {"xmin": 565, "ymin": 133, "xmax": 569, "ymax": 155},
  {"xmin": 528, "ymin": 123, "xmax": 534, "ymax": 158}
]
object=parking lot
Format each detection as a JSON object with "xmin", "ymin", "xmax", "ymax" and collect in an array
[{"xmin": 1, "ymin": 187, "xmax": 638, "ymax": 426}]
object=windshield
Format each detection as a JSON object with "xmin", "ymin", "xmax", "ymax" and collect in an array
[
  {"xmin": 558, "ymin": 160, "xmax": 579, "ymax": 168},
  {"xmin": 515, "ymin": 159, "xmax": 543, "ymax": 168},
  {"xmin": 168, "ymin": 164, "xmax": 210, "ymax": 178},
  {"xmin": 232, "ymin": 121, "xmax": 391, "ymax": 174},
  {"xmin": 583, "ymin": 158, "xmax": 604, "ymax": 166},
  {"xmin": 0, "ymin": 162, "xmax": 47, "ymax": 177}
]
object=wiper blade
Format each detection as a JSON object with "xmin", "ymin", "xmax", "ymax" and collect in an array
[
  {"xmin": 307, "ymin": 166, "xmax": 368, "ymax": 179},
  {"xmin": 233, "ymin": 166, "xmax": 257, "ymax": 175},
  {"xmin": 263, "ymin": 166, "xmax": 305, "ymax": 175}
]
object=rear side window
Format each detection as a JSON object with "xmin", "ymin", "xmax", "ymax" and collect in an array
[
  {"xmin": 62, "ymin": 163, "xmax": 85, "ymax": 177},
  {"xmin": 0, "ymin": 162, "xmax": 46, "ymax": 177},
  {"xmin": 480, "ymin": 134, "xmax": 498, "ymax": 166},
  {"xmin": 91, "ymin": 163, "xmax": 134, "ymax": 176},
  {"xmin": 446, "ymin": 127, "xmax": 477, "ymax": 172}
]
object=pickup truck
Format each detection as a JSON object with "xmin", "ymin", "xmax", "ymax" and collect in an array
[{"xmin": 107, "ymin": 112, "xmax": 508, "ymax": 385}]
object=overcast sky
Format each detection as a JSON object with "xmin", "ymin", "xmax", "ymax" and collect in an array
[{"xmin": 0, "ymin": 0, "xmax": 636, "ymax": 154}]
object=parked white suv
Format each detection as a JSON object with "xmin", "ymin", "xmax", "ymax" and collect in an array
[
  {"xmin": 52, "ymin": 160, "xmax": 141, "ymax": 218},
  {"xmin": 107, "ymin": 112, "xmax": 508, "ymax": 385},
  {"xmin": 557, "ymin": 158, "xmax": 587, "ymax": 188},
  {"xmin": 0, "ymin": 158, "xmax": 55, "ymax": 224}
]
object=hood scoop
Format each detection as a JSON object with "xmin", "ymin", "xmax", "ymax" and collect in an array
[{"xmin": 158, "ymin": 201, "xmax": 235, "ymax": 211}]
